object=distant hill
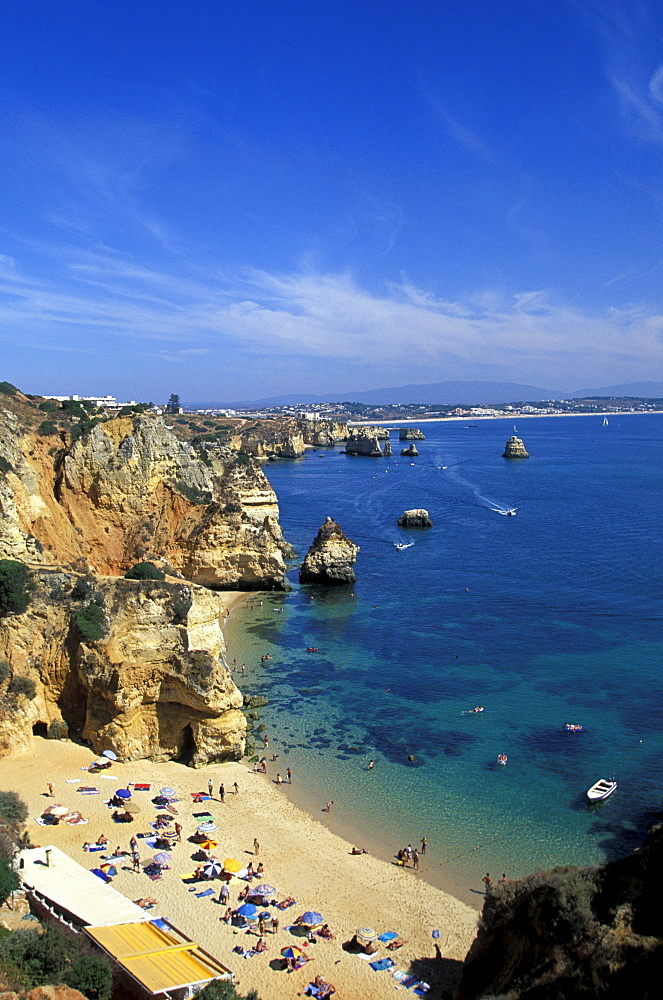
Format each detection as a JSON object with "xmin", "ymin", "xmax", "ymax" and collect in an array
[
  {"xmin": 567, "ymin": 381, "xmax": 663, "ymax": 399},
  {"xmin": 187, "ymin": 378, "xmax": 663, "ymax": 410},
  {"xmin": 188, "ymin": 380, "xmax": 563, "ymax": 409}
]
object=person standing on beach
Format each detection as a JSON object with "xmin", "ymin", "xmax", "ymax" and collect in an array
[
  {"xmin": 47, "ymin": 782, "xmax": 54, "ymax": 797},
  {"xmin": 207, "ymin": 777, "xmax": 214, "ymax": 798},
  {"xmin": 253, "ymin": 838, "xmax": 260, "ymax": 855},
  {"xmin": 482, "ymin": 873, "xmax": 493, "ymax": 892},
  {"xmin": 286, "ymin": 767, "xmax": 292, "ymax": 783},
  {"xmin": 218, "ymin": 882, "xmax": 230, "ymax": 906},
  {"xmin": 129, "ymin": 835, "xmax": 138, "ymax": 853},
  {"xmin": 412, "ymin": 849, "xmax": 420, "ymax": 870},
  {"xmin": 420, "ymin": 836, "xmax": 427, "ymax": 854},
  {"xmin": 174, "ymin": 822, "xmax": 182, "ymax": 842},
  {"xmin": 219, "ymin": 783, "xmax": 225, "ymax": 802},
  {"xmin": 233, "ymin": 782, "xmax": 239, "ymax": 794},
  {"xmin": 327, "ymin": 801, "xmax": 333, "ymax": 812},
  {"xmin": 271, "ymin": 915, "xmax": 279, "ymax": 934},
  {"xmin": 132, "ymin": 851, "xmax": 140, "ymax": 872},
  {"xmin": 368, "ymin": 760, "xmax": 374, "ymax": 772}
]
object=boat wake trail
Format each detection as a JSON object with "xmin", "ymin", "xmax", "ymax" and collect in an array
[{"xmin": 442, "ymin": 462, "xmax": 515, "ymax": 514}]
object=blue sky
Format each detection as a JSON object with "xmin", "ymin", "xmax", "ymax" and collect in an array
[{"xmin": 1, "ymin": 0, "xmax": 663, "ymax": 402}]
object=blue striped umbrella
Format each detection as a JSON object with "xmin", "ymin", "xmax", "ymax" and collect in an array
[{"xmin": 301, "ymin": 911, "xmax": 323, "ymax": 926}]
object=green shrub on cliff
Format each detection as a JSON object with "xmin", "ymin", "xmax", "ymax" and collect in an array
[
  {"xmin": 7, "ymin": 676, "xmax": 36, "ymax": 700},
  {"xmin": 0, "ymin": 791, "xmax": 28, "ymax": 829},
  {"xmin": 195, "ymin": 979, "xmax": 260, "ymax": 1000},
  {"xmin": 125, "ymin": 561, "xmax": 165, "ymax": 581},
  {"xmin": 74, "ymin": 601, "xmax": 107, "ymax": 642},
  {"xmin": 0, "ymin": 560, "xmax": 33, "ymax": 617},
  {"xmin": 0, "ymin": 382, "xmax": 18, "ymax": 396},
  {"xmin": 0, "ymin": 925, "xmax": 112, "ymax": 998},
  {"xmin": 37, "ymin": 420, "xmax": 58, "ymax": 436},
  {"xmin": 47, "ymin": 719, "xmax": 69, "ymax": 740}
]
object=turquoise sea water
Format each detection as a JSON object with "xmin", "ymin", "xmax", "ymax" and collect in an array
[{"xmin": 225, "ymin": 414, "xmax": 663, "ymax": 904}]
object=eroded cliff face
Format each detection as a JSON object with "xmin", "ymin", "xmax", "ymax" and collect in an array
[
  {"xmin": 0, "ymin": 572, "xmax": 246, "ymax": 765},
  {"xmin": 455, "ymin": 823, "xmax": 663, "ymax": 1000},
  {"xmin": 0, "ymin": 409, "xmax": 291, "ymax": 589}
]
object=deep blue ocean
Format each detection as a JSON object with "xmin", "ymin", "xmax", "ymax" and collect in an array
[{"xmin": 225, "ymin": 414, "xmax": 663, "ymax": 903}]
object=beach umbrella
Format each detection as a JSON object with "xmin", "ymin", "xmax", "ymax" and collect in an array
[
  {"xmin": 224, "ymin": 858, "xmax": 242, "ymax": 873},
  {"xmin": 197, "ymin": 822, "xmax": 216, "ymax": 833},
  {"xmin": 301, "ymin": 911, "xmax": 323, "ymax": 926},
  {"xmin": 44, "ymin": 804, "xmax": 69, "ymax": 816},
  {"xmin": 249, "ymin": 883, "xmax": 276, "ymax": 897},
  {"xmin": 94, "ymin": 758, "xmax": 109, "ymax": 767},
  {"xmin": 280, "ymin": 946, "xmax": 303, "ymax": 959},
  {"xmin": 115, "ymin": 788, "xmax": 131, "ymax": 799},
  {"xmin": 100, "ymin": 863, "xmax": 117, "ymax": 876},
  {"xmin": 101, "ymin": 749, "xmax": 117, "ymax": 760},
  {"xmin": 153, "ymin": 851, "xmax": 171, "ymax": 864},
  {"xmin": 160, "ymin": 786, "xmax": 175, "ymax": 797},
  {"xmin": 90, "ymin": 868, "xmax": 111, "ymax": 883},
  {"xmin": 199, "ymin": 840, "xmax": 218, "ymax": 851},
  {"xmin": 203, "ymin": 861, "xmax": 223, "ymax": 878},
  {"xmin": 237, "ymin": 903, "xmax": 258, "ymax": 920},
  {"xmin": 121, "ymin": 801, "xmax": 140, "ymax": 814},
  {"xmin": 356, "ymin": 927, "xmax": 377, "ymax": 945},
  {"xmin": 236, "ymin": 867, "xmax": 250, "ymax": 879}
]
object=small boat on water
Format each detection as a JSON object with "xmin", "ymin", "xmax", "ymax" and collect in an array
[
  {"xmin": 497, "ymin": 753, "xmax": 508, "ymax": 766},
  {"xmin": 395, "ymin": 542, "xmax": 413, "ymax": 550},
  {"xmin": 564, "ymin": 723, "xmax": 584, "ymax": 732},
  {"xmin": 587, "ymin": 778, "xmax": 617, "ymax": 802},
  {"xmin": 603, "ymin": 417, "xmax": 609, "ymax": 426}
]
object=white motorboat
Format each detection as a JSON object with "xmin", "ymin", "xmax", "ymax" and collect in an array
[{"xmin": 587, "ymin": 778, "xmax": 617, "ymax": 802}]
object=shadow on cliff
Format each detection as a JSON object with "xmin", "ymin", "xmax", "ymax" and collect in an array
[{"xmin": 408, "ymin": 952, "xmax": 465, "ymax": 998}]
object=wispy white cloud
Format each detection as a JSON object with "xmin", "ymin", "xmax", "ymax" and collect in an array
[{"xmin": 0, "ymin": 248, "xmax": 661, "ymax": 383}]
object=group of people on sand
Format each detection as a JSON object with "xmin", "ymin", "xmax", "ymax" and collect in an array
[{"xmin": 396, "ymin": 841, "xmax": 425, "ymax": 869}]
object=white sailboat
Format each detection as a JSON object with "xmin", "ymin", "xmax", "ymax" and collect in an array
[{"xmin": 603, "ymin": 417, "xmax": 609, "ymax": 426}]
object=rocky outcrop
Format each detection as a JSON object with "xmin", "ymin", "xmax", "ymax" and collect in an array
[
  {"xmin": 399, "ymin": 428, "xmax": 426, "ymax": 440},
  {"xmin": 383, "ymin": 438, "xmax": 392, "ymax": 457},
  {"xmin": 455, "ymin": 822, "xmax": 663, "ymax": 1000},
  {"xmin": 502, "ymin": 435, "xmax": 529, "ymax": 459},
  {"xmin": 229, "ymin": 425, "xmax": 305, "ymax": 459},
  {"xmin": 299, "ymin": 517, "xmax": 359, "ymax": 585},
  {"xmin": 400, "ymin": 444, "xmax": 419, "ymax": 457},
  {"xmin": 297, "ymin": 418, "xmax": 349, "ymax": 447},
  {"xmin": 0, "ymin": 409, "xmax": 291, "ymax": 589},
  {"xmin": 344, "ymin": 429, "xmax": 384, "ymax": 457},
  {"xmin": 0, "ymin": 988, "xmax": 88, "ymax": 1000},
  {"xmin": 0, "ymin": 571, "xmax": 246, "ymax": 765},
  {"xmin": 397, "ymin": 509, "xmax": 432, "ymax": 528}
]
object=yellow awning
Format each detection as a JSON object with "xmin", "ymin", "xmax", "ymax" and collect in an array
[{"xmin": 86, "ymin": 921, "xmax": 232, "ymax": 993}]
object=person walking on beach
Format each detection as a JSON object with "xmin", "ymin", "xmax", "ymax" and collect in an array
[
  {"xmin": 129, "ymin": 835, "xmax": 138, "ymax": 853},
  {"xmin": 207, "ymin": 777, "xmax": 214, "ymax": 798},
  {"xmin": 219, "ymin": 783, "xmax": 225, "ymax": 802},
  {"xmin": 412, "ymin": 849, "xmax": 420, "ymax": 870},
  {"xmin": 482, "ymin": 873, "xmax": 493, "ymax": 892},
  {"xmin": 253, "ymin": 838, "xmax": 260, "ymax": 855},
  {"xmin": 174, "ymin": 822, "xmax": 182, "ymax": 842},
  {"xmin": 132, "ymin": 851, "xmax": 140, "ymax": 873},
  {"xmin": 286, "ymin": 767, "xmax": 292, "ymax": 783},
  {"xmin": 218, "ymin": 882, "xmax": 230, "ymax": 906},
  {"xmin": 233, "ymin": 782, "xmax": 239, "ymax": 795}
]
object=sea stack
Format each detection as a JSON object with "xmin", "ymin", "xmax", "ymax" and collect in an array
[
  {"xmin": 400, "ymin": 443, "xmax": 418, "ymax": 457},
  {"xmin": 344, "ymin": 429, "xmax": 383, "ymax": 456},
  {"xmin": 502, "ymin": 435, "xmax": 530, "ymax": 459},
  {"xmin": 299, "ymin": 517, "xmax": 359, "ymax": 585},
  {"xmin": 399, "ymin": 428, "xmax": 425, "ymax": 440},
  {"xmin": 397, "ymin": 509, "xmax": 433, "ymax": 528}
]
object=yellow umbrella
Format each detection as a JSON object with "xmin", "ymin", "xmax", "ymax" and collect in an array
[{"xmin": 224, "ymin": 857, "xmax": 242, "ymax": 873}]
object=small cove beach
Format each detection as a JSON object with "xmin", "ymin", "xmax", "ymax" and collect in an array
[{"xmin": 2, "ymin": 739, "xmax": 478, "ymax": 999}]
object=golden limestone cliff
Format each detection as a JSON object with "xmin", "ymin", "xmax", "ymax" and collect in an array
[
  {"xmin": 0, "ymin": 407, "xmax": 292, "ymax": 587},
  {"xmin": 0, "ymin": 390, "xmax": 296, "ymax": 764},
  {"xmin": 0, "ymin": 572, "xmax": 246, "ymax": 765}
]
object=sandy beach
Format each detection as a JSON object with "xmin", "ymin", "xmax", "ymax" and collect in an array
[{"xmin": 1, "ymin": 738, "xmax": 478, "ymax": 999}]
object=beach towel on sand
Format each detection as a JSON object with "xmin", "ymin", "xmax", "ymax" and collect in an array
[
  {"xmin": 134, "ymin": 784, "xmax": 151, "ymax": 791},
  {"xmin": 195, "ymin": 888, "xmax": 214, "ymax": 898},
  {"xmin": 78, "ymin": 787, "xmax": 99, "ymax": 794},
  {"xmin": 378, "ymin": 931, "xmax": 398, "ymax": 942},
  {"xmin": 66, "ymin": 778, "xmax": 81, "ymax": 783},
  {"xmin": 370, "ymin": 958, "xmax": 396, "ymax": 971}
]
